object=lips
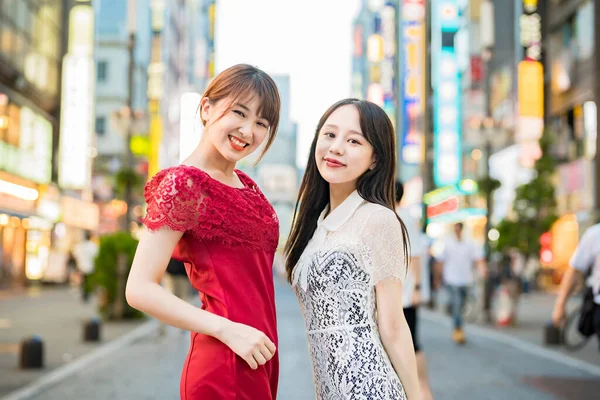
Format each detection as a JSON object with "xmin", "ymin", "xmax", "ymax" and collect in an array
[
  {"xmin": 229, "ymin": 135, "xmax": 249, "ymax": 151},
  {"xmin": 324, "ymin": 158, "xmax": 345, "ymax": 167}
]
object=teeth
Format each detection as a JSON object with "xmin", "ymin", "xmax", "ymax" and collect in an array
[{"xmin": 229, "ymin": 136, "xmax": 247, "ymax": 148}]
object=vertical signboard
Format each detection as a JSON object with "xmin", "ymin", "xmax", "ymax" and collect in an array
[
  {"xmin": 517, "ymin": 0, "xmax": 544, "ymax": 166},
  {"xmin": 401, "ymin": 0, "xmax": 426, "ymax": 165},
  {"xmin": 433, "ymin": 0, "xmax": 462, "ymax": 187},
  {"xmin": 58, "ymin": 3, "xmax": 95, "ymax": 189}
]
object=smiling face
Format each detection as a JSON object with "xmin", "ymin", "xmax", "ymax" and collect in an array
[
  {"xmin": 315, "ymin": 104, "xmax": 375, "ymax": 187},
  {"xmin": 201, "ymin": 94, "xmax": 271, "ymax": 163}
]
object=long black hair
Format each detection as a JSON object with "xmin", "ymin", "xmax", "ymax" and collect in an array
[{"xmin": 284, "ymin": 98, "xmax": 410, "ymax": 282}]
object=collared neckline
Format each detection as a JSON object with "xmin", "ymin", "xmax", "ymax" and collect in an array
[{"xmin": 318, "ymin": 190, "xmax": 365, "ymax": 232}]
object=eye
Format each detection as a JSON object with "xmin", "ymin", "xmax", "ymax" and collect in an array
[
  {"xmin": 257, "ymin": 121, "xmax": 268, "ymax": 128},
  {"xmin": 348, "ymin": 139, "xmax": 361, "ymax": 145},
  {"xmin": 323, "ymin": 132, "xmax": 335, "ymax": 138},
  {"xmin": 233, "ymin": 110, "xmax": 245, "ymax": 118}
]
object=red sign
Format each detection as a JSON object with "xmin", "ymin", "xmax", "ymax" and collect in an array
[
  {"xmin": 470, "ymin": 56, "xmax": 483, "ymax": 83},
  {"xmin": 427, "ymin": 196, "xmax": 459, "ymax": 218}
]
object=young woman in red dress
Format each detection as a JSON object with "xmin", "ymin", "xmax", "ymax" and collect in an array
[{"xmin": 126, "ymin": 64, "xmax": 281, "ymax": 400}]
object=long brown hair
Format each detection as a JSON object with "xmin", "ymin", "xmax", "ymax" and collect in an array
[
  {"xmin": 200, "ymin": 64, "xmax": 280, "ymax": 163},
  {"xmin": 284, "ymin": 98, "xmax": 410, "ymax": 282}
]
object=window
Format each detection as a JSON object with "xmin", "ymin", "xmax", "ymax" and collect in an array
[
  {"xmin": 97, "ymin": 61, "xmax": 108, "ymax": 82},
  {"xmin": 95, "ymin": 116, "xmax": 106, "ymax": 136}
]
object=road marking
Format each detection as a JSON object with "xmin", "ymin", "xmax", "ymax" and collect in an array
[
  {"xmin": 422, "ymin": 309, "xmax": 600, "ymax": 377},
  {"xmin": 0, "ymin": 320, "xmax": 158, "ymax": 400}
]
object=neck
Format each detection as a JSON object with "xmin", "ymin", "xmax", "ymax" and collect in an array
[
  {"xmin": 185, "ymin": 135, "xmax": 237, "ymax": 176},
  {"xmin": 328, "ymin": 182, "xmax": 357, "ymax": 213}
]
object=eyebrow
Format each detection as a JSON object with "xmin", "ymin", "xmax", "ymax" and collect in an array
[
  {"xmin": 323, "ymin": 124, "xmax": 363, "ymax": 136},
  {"xmin": 234, "ymin": 103, "xmax": 268, "ymax": 122}
]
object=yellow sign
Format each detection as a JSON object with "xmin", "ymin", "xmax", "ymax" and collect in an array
[
  {"xmin": 148, "ymin": 112, "xmax": 162, "ymax": 179},
  {"xmin": 130, "ymin": 135, "xmax": 150, "ymax": 156},
  {"xmin": 518, "ymin": 61, "xmax": 543, "ymax": 118}
]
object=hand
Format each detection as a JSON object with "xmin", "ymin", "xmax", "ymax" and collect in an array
[
  {"xmin": 412, "ymin": 289, "xmax": 421, "ymax": 306},
  {"xmin": 552, "ymin": 303, "xmax": 566, "ymax": 327},
  {"xmin": 218, "ymin": 320, "xmax": 276, "ymax": 370}
]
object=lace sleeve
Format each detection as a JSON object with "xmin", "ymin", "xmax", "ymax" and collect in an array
[
  {"xmin": 361, "ymin": 207, "xmax": 409, "ymax": 285},
  {"xmin": 142, "ymin": 167, "xmax": 206, "ymax": 233}
]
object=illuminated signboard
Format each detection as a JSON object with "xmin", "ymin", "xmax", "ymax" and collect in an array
[
  {"xmin": 0, "ymin": 106, "xmax": 52, "ymax": 184},
  {"xmin": 520, "ymin": 0, "xmax": 541, "ymax": 61},
  {"xmin": 427, "ymin": 196, "xmax": 459, "ymax": 218},
  {"xmin": 381, "ymin": 5, "xmax": 396, "ymax": 125},
  {"xmin": 58, "ymin": 5, "xmax": 95, "ymax": 189},
  {"xmin": 517, "ymin": 0, "xmax": 544, "ymax": 160},
  {"xmin": 433, "ymin": 0, "xmax": 461, "ymax": 187},
  {"xmin": 401, "ymin": 0, "xmax": 425, "ymax": 165}
]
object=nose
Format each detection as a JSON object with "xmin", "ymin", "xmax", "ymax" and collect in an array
[
  {"xmin": 239, "ymin": 121, "xmax": 253, "ymax": 138},
  {"xmin": 328, "ymin": 137, "xmax": 344, "ymax": 156}
]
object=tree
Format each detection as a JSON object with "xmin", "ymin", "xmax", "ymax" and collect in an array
[{"xmin": 495, "ymin": 130, "xmax": 559, "ymax": 257}]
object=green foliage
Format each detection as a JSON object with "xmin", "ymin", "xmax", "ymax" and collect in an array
[
  {"xmin": 477, "ymin": 176, "xmax": 501, "ymax": 197},
  {"xmin": 88, "ymin": 232, "xmax": 143, "ymax": 320},
  {"xmin": 495, "ymin": 130, "xmax": 559, "ymax": 257},
  {"xmin": 115, "ymin": 168, "xmax": 143, "ymax": 199}
]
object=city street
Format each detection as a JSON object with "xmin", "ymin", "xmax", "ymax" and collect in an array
[{"xmin": 16, "ymin": 277, "xmax": 600, "ymax": 400}]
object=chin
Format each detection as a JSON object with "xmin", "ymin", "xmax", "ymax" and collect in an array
[{"xmin": 318, "ymin": 167, "xmax": 356, "ymax": 185}]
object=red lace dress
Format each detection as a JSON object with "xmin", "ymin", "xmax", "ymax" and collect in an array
[{"xmin": 142, "ymin": 165, "xmax": 280, "ymax": 400}]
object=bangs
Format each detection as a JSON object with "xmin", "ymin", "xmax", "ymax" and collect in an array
[{"xmin": 225, "ymin": 74, "xmax": 280, "ymax": 131}]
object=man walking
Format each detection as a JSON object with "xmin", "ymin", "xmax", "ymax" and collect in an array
[
  {"xmin": 552, "ymin": 221, "xmax": 600, "ymax": 340},
  {"xmin": 437, "ymin": 223, "xmax": 486, "ymax": 344},
  {"xmin": 73, "ymin": 231, "xmax": 99, "ymax": 302}
]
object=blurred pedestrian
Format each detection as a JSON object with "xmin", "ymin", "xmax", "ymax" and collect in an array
[
  {"xmin": 552, "ymin": 221, "xmax": 600, "ymax": 341},
  {"xmin": 126, "ymin": 64, "xmax": 281, "ymax": 399},
  {"xmin": 436, "ymin": 223, "xmax": 487, "ymax": 344},
  {"xmin": 73, "ymin": 231, "xmax": 99, "ymax": 302},
  {"xmin": 395, "ymin": 180, "xmax": 434, "ymax": 400},
  {"xmin": 285, "ymin": 99, "xmax": 420, "ymax": 400}
]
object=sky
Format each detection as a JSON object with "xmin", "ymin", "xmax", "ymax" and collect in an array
[{"xmin": 215, "ymin": 0, "xmax": 361, "ymax": 168}]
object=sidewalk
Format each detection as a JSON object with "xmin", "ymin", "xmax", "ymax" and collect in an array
[
  {"xmin": 0, "ymin": 284, "xmax": 147, "ymax": 398},
  {"xmin": 431, "ymin": 288, "xmax": 600, "ymax": 366}
]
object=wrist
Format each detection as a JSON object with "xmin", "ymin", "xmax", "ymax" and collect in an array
[{"xmin": 211, "ymin": 315, "xmax": 230, "ymax": 340}]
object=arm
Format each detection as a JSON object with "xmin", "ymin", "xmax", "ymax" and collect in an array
[
  {"xmin": 552, "ymin": 227, "xmax": 594, "ymax": 326},
  {"xmin": 552, "ymin": 266, "xmax": 583, "ymax": 326},
  {"xmin": 364, "ymin": 209, "xmax": 421, "ymax": 399},
  {"xmin": 127, "ymin": 169, "xmax": 275, "ymax": 370},
  {"xmin": 126, "ymin": 229, "xmax": 275, "ymax": 369},
  {"xmin": 411, "ymin": 255, "xmax": 422, "ymax": 303},
  {"xmin": 126, "ymin": 229, "xmax": 223, "ymax": 334},
  {"xmin": 376, "ymin": 279, "xmax": 421, "ymax": 400}
]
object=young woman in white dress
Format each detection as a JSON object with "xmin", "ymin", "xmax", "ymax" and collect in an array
[{"xmin": 285, "ymin": 99, "xmax": 421, "ymax": 399}]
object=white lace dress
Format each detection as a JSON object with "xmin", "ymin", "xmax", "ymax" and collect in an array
[{"xmin": 292, "ymin": 191, "xmax": 408, "ymax": 400}]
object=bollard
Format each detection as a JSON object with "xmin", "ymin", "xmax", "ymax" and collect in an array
[
  {"xmin": 83, "ymin": 318, "xmax": 102, "ymax": 342},
  {"xmin": 544, "ymin": 321, "xmax": 562, "ymax": 346},
  {"xmin": 20, "ymin": 336, "xmax": 44, "ymax": 369}
]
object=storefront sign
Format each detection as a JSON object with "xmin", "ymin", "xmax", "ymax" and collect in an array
[
  {"xmin": 60, "ymin": 197, "xmax": 99, "ymax": 231},
  {"xmin": 520, "ymin": 0, "xmax": 541, "ymax": 61},
  {"xmin": 433, "ymin": 0, "xmax": 462, "ymax": 187},
  {"xmin": 427, "ymin": 196, "xmax": 459, "ymax": 218},
  {"xmin": 400, "ymin": 0, "xmax": 426, "ymax": 165},
  {"xmin": 0, "ymin": 105, "xmax": 52, "ymax": 184},
  {"xmin": 59, "ymin": 5, "xmax": 95, "ymax": 189}
]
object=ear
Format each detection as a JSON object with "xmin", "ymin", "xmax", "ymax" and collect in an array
[
  {"xmin": 200, "ymin": 97, "xmax": 211, "ymax": 123},
  {"xmin": 369, "ymin": 156, "xmax": 377, "ymax": 170}
]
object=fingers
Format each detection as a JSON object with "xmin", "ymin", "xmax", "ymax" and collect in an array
[
  {"xmin": 253, "ymin": 349, "xmax": 268, "ymax": 366},
  {"xmin": 243, "ymin": 333, "xmax": 276, "ymax": 370},
  {"xmin": 244, "ymin": 355, "xmax": 258, "ymax": 370},
  {"xmin": 264, "ymin": 337, "xmax": 276, "ymax": 354},
  {"xmin": 259, "ymin": 343, "xmax": 274, "ymax": 361}
]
